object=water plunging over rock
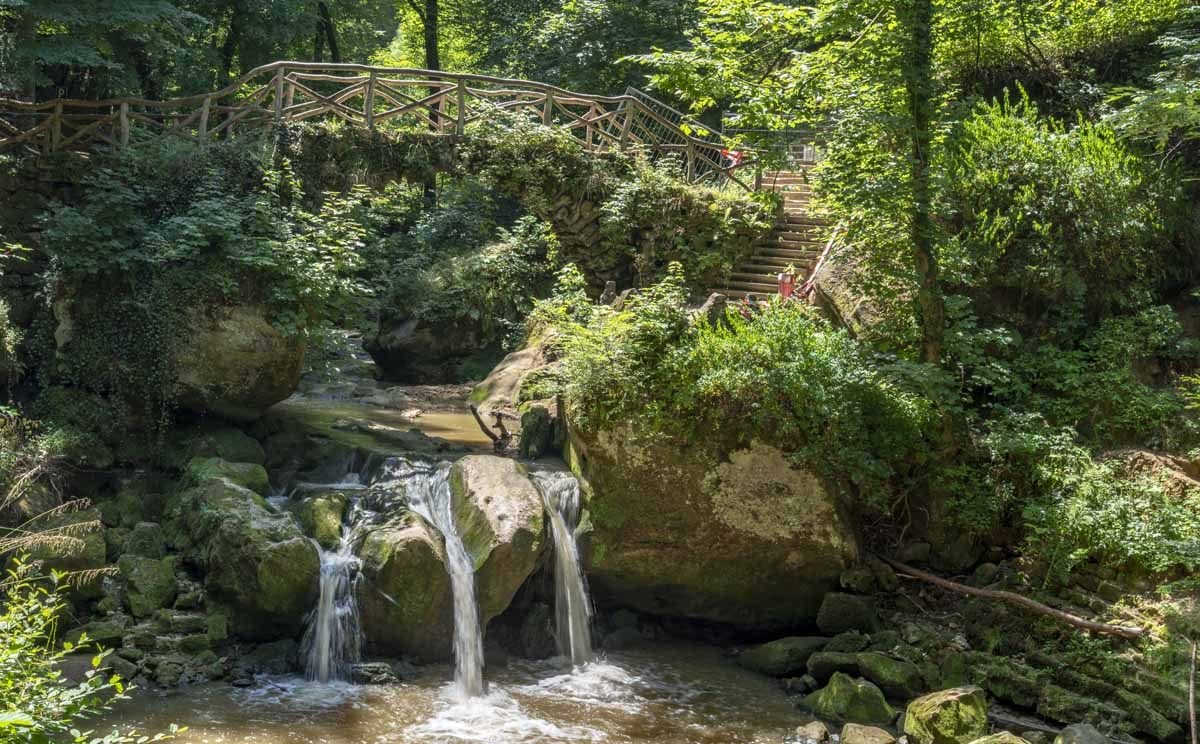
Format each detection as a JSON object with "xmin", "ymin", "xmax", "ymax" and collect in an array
[
  {"xmin": 402, "ymin": 460, "xmax": 486, "ymax": 698},
  {"xmin": 299, "ymin": 497, "xmax": 375, "ymax": 682},
  {"xmin": 531, "ymin": 469, "xmax": 593, "ymax": 666}
]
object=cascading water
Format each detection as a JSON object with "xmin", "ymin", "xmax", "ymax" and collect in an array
[
  {"xmin": 299, "ymin": 464, "xmax": 373, "ymax": 683},
  {"xmin": 532, "ymin": 470, "xmax": 594, "ymax": 666},
  {"xmin": 301, "ymin": 533, "xmax": 363, "ymax": 682},
  {"xmin": 392, "ymin": 459, "xmax": 486, "ymax": 699}
]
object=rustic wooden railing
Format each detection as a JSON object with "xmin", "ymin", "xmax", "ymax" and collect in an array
[{"xmin": 0, "ymin": 61, "xmax": 753, "ymax": 187}]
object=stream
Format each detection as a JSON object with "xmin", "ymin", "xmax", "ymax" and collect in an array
[{"xmin": 102, "ymin": 643, "xmax": 807, "ymax": 743}]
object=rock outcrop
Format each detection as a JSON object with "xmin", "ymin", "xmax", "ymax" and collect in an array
[
  {"xmin": 357, "ymin": 515, "xmax": 454, "ymax": 661},
  {"xmin": 174, "ymin": 305, "xmax": 305, "ymax": 421},
  {"xmin": 449, "ymin": 455, "xmax": 546, "ymax": 621},
  {"xmin": 165, "ymin": 458, "xmax": 319, "ymax": 638},
  {"xmin": 569, "ymin": 426, "xmax": 859, "ymax": 628}
]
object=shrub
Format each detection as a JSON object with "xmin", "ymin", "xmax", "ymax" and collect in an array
[
  {"xmin": 0, "ymin": 561, "xmax": 178, "ymax": 744},
  {"xmin": 544, "ymin": 267, "xmax": 939, "ymax": 508},
  {"xmin": 940, "ymin": 94, "xmax": 1191, "ymax": 330}
]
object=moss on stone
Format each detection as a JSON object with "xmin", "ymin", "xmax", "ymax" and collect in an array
[
  {"xmin": 904, "ymin": 687, "xmax": 988, "ymax": 744},
  {"xmin": 186, "ymin": 456, "xmax": 270, "ymax": 496},
  {"xmin": 801, "ymin": 672, "xmax": 896, "ymax": 725}
]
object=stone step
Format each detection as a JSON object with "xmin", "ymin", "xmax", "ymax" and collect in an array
[
  {"xmin": 726, "ymin": 279, "xmax": 779, "ymax": 293},
  {"xmin": 739, "ymin": 263, "xmax": 815, "ymax": 275},
  {"xmin": 783, "ymin": 214, "xmax": 830, "ymax": 226},
  {"xmin": 758, "ymin": 247, "xmax": 820, "ymax": 260}
]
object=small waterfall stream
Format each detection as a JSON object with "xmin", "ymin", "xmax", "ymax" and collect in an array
[
  {"xmin": 532, "ymin": 470, "xmax": 594, "ymax": 666},
  {"xmin": 301, "ymin": 534, "xmax": 363, "ymax": 682},
  {"xmin": 298, "ymin": 466, "xmax": 372, "ymax": 683},
  {"xmin": 398, "ymin": 460, "xmax": 486, "ymax": 699}
]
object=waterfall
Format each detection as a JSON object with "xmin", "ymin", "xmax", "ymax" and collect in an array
[
  {"xmin": 298, "ymin": 466, "xmax": 373, "ymax": 683},
  {"xmin": 300, "ymin": 503, "xmax": 366, "ymax": 683},
  {"xmin": 399, "ymin": 460, "xmax": 486, "ymax": 699},
  {"xmin": 532, "ymin": 470, "xmax": 594, "ymax": 666}
]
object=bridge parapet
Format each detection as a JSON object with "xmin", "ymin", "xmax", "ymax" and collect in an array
[{"xmin": 0, "ymin": 62, "xmax": 755, "ymax": 188}]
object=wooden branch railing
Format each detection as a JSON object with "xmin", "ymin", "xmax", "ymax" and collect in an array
[{"xmin": 0, "ymin": 61, "xmax": 754, "ymax": 187}]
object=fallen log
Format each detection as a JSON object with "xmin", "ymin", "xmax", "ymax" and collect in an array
[{"xmin": 875, "ymin": 553, "xmax": 1146, "ymax": 640}]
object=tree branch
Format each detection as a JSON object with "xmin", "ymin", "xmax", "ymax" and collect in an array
[{"xmin": 875, "ymin": 554, "xmax": 1146, "ymax": 640}]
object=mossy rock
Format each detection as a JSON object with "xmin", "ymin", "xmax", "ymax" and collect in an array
[
  {"xmin": 808, "ymin": 651, "xmax": 862, "ymax": 681},
  {"xmin": 118, "ymin": 554, "xmax": 178, "ymax": 618},
  {"xmin": 165, "ymin": 477, "xmax": 318, "ymax": 638},
  {"xmin": 123, "ymin": 521, "xmax": 166, "ymax": 559},
  {"xmin": 570, "ymin": 426, "xmax": 859, "ymax": 629},
  {"xmin": 186, "ymin": 456, "xmax": 270, "ymax": 496},
  {"xmin": 177, "ymin": 424, "xmax": 267, "ymax": 466},
  {"xmin": 356, "ymin": 516, "xmax": 453, "ymax": 661},
  {"xmin": 801, "ymin": 672, "xmax": 896, "ymax": 725},
  {"xmin": 449, "ymin": 455, "xmax": 545, "ymax": 624},
  {"xmin": 904, "ymin": 687, "xmax": 988, "ymax": 744},
  {"xmin": 856, "ymin": 652, "xmax": 924, "ymax": 699},
  {"xmin": 290, "ymin": 490, "xmax": 348, "ymax": 550},
  {"xmin": 736, "ymin": 636, "xmax": 829, "ymax": 677},
  {"xmin": 1053, "ymin": 725, "xmax": 1108, "ymax": 744},
  {"xmin": 817, "ymin": 593, "xmax": 878, "ymax": 634},
  {"xmin": 827, "ymin": 631, "xmax": 871, "ymax": 653}
]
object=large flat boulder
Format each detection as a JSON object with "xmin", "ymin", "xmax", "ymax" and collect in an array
[{"xmin": 570, "ymin": 427, "xmax": 859, "ymax": 628}]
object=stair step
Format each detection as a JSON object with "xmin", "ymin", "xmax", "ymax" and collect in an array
[
  {"xmin": 726, "ymin": 280, "xmax": 780, "ymax": 292},
  {"xmin": 783, "ymin": 215, "xmax": 830, "ymax": 226},
  {"xmin": 758, "ymin": 250, "xmax": 820, "ymax": 262},
  {"xmin": 739, "ymin": 263, "xmax": 814, "ymax": 274}
]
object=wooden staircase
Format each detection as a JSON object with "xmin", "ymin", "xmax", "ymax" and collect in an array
[{"xmin": 711, "ymin": 167, "xmax": 831, "ymax": 301}]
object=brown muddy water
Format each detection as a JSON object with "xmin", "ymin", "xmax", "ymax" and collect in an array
[{"xmin": 102, "ymin": 643, "xmax": 809, "ymax": 743}]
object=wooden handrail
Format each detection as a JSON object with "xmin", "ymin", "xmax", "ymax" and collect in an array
[{"xmin": 0, "ymin": 62, "xmax": 759, "ymax": 188}]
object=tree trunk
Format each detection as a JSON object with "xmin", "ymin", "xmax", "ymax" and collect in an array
[
  {"xmin": 899, "ymin": 0, "xmax": 944, "ymax": 365},
  {"xmin": 423, "ymin": 0, "xmax": 440, "ymax": 71},
  {"xmin": 318, "ymin": 1, "xmax": 341, "ymax": 63}
]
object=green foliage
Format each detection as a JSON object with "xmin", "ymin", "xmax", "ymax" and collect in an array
[
  {"xmin": 544, "ymin": 267, "xmax": 938, "ymax": 508},
  {"xmin": 37, "ymin": 139, "xmax": 369, "ymax": 426},
  {"xmin": 388, "ymin": 214, "xmax": 562, "ymax": 351},
  {"xmin": 1022, "ymin": 445, "xmax": 1200, "ymax": 580},
  {"xmin": 941, "ymin": 95, "xmax": 1190, "ymax": 326},
  {"xmin": 0, "ymin": 560, "xmax": 179, "ymax": 744}
]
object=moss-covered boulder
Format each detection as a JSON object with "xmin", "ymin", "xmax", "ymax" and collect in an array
[
  {"xmin": 118, "ymin": 554, "xmax": 177, "ymax": 618},
  {"xmin": 570, "ymin": 428, "xmax": 859, "ymax": 628},
  {"xmin": 177, "ymin": 424, "xmax": 267, "ymax": 465},
  {"xmin": 174, "ymin": 304, "xmax": 305, "ymax": 421},
  {"xmin": 904, "ymin": 687, "xmax": 988, "ymax": 744},
  {"xmin": 801, "ymin": 672, "xmax": 895, "ymax": 725},
  {"xmin": 185, "ymin": 456, "xmax": 270, "ymax": 496},
  {"xmin": 165, "ymin": 475, "xmax": 318, "ymax": 638},
  {"xmin": 123, "ymin": 521, "xmax": 166, "ymax": 558},
  {"xmin": 290, "ymin": 490, "xmax": 348, "ymax": 550},
  {"xmin": 857, "ymin": 652, "xmax": 925, "ymax": 699},
  {"xmin": 1053, "ymin": 725, "xmax": 1107, "ymax": 744},
  {"xmin": 356, "ymin": 516, "xmax": 453, "ymax": 661},
  {"xmin": 737, "ymin": 636, "xmax": 829, "ymax": 677},
  {"xmin": 817, "ymin": 593, "xmax": 878, "ymax": 634},
  {"xmin": 449, "ymin": 455, "xmax": 545, "ymax": 622},
  {"xmin": 808, "ymin": 651, "xmax": 862, "ymax": 681}
]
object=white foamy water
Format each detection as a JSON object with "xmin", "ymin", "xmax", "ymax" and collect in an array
[
  {"xmin": 532, "ymin": 469, "xmax": 594, "ymax": 666},
  {"xmin": 102, "ymin": 644, "xmax": 806, "ymax": 744},
  {"xmin": 385, "ymin": 458, "xmax": 486, "ymax": 699}
]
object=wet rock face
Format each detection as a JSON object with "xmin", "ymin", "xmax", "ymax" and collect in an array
[
  {"xmin": 356, "ymin": 455, "xmax": 547, "ymax": 662},
  {"xmin": 449, "ymin": 455, "xmax": 546, "ymax": 622},
  {"xmin": 356, "ymin": 516, "xmax": 454, "ymax": 662},
  {"xmin": 570, "ymin": 426, "xmax": 859, "ymax": 629}
]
